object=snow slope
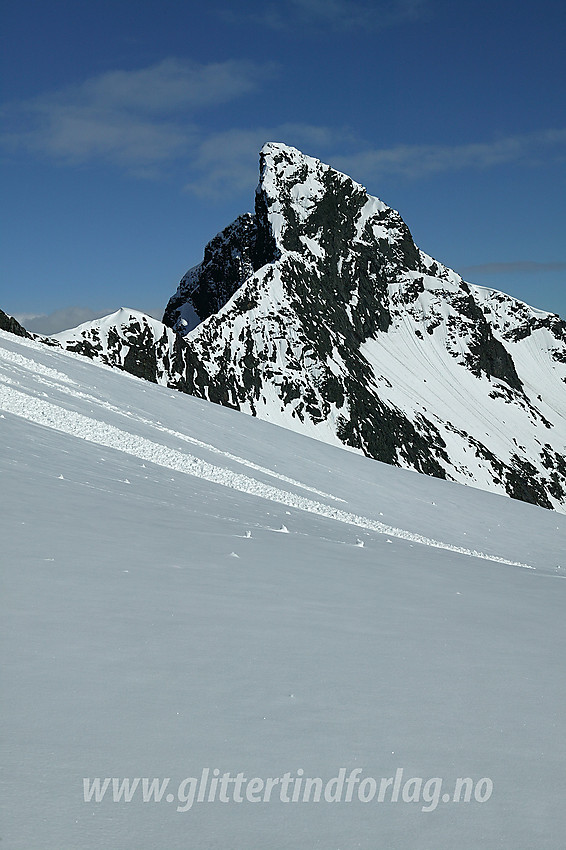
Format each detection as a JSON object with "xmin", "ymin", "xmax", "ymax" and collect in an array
[{"xmin": 1, "ymin": 329, "xmax": 566, "ymax": 849}]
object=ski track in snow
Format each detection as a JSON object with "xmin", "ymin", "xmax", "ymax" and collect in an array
[
  {"xmin": 0, "ymin": 380, "xmax": 535, "ymax": 570},
  {"xmin": 0, "ymin": 344, "xmax": 341, "ymax": 502}
]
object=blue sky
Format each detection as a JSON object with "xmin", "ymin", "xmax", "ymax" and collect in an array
[{"xmin": 1, "ymin": 0, "xmax": 565, "ymax": 331}]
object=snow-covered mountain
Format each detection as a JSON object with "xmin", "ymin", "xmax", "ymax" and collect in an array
[
  {"xmin": 36, "ymin": 144, "xmax": 565, "ymax": 512},
  {"xmin": 1, "ymin": 327, "xmax": 566, "ymax": 850},
  {"xmin": 162, "ymin": 143, "xmax": 566, "ymax": 511},
  {"xmin": 50, "ymin": 307, "xmax": 199, "ymax": 391}
]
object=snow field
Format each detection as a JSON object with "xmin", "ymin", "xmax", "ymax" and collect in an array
[{"xmin": 1, "ymin": 329, "xmax": 566, "ymax": 849}]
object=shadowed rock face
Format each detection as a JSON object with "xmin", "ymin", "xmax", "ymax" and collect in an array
[
  {"xmin": 0, "ymin": 309, "xmax": 32, "ymax": 339},
  {"xmin": 163, "ymin": 210, "xmax": 279, "ymax": 334},
  {"xmin": 47, "ymin": 144, "xmax": 566, "ymax": 512}
]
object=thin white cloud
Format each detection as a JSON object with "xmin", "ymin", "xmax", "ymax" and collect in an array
[
  {"xmin": 289, "ymin": 0, "xmax": 426, "ymax": 28},
  {"xmin": 14, "ymin": 307, "xmax": 112, "ymax": 335},
  {"xmin": 333, "ymin": 130, "xmax": 566, "ymax": 181},
  {"xmin": 73, "ymin": 58, "xmax": 267, "ymax": 112},
  {"xmin": 28, "ymin": 106, "xmax": 193, "ymax": 165},
  {"xmin": 220, "ymin": 0, "xmax": 427, "ymax": 31},
  {"xmin": 185, "ymin": 127, "xmax": 566, "ymax": 199},
  {"xmin": 4, "ymin": 63, "xmax": 566, "ymax": 200},
  {"xmin": 460, "ymin": 261, "xmax": 566, "ymax": 275},
  {"xmin": 3, "ymin": 59, "xmax": 273, "ymax": 168}
]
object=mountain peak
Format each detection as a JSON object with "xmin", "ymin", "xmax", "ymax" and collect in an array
[
  {"xmin": 259, "ymin": 141, "xmax": 330, "ymax": 189},
  {"xmin": 52, "ymin": 308, "xmax": 189, "ymax": 386},
  {"xmin": 259, "ymin": 141, "xmax": 364, "ymax": 194},
  {"xmin": 157, "ymin": 144, "xmax": 566, "ymax": 511},
  {"xmin": 258, "ymin": 141, "xmax": 387, "ymax": 256}
]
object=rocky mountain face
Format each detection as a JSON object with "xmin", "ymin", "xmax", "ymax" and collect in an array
[
  {"xmin": 0, "ymin": 309, "xmax": 32, "ymax": 339},
  {"xmin": 50, "ymin": 309, "xmax": 201, "ymax": 391},
  {"xmin": 162, "ymin": 213, "xmax": 275, "ymax": 334},
  {"xmin": 163, "ymin": 143, "xmax": 566, "ymax": 511},
  {"xmin": 20, "ymin": 143, "xmax": 565, "ymax": 511}
]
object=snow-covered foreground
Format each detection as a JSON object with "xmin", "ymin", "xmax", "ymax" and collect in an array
[{"xmin": 1, "ymin": 330, "xmax": 565, "ymax": 849}]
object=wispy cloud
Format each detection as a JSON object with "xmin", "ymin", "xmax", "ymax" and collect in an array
[
  {"xmin": 73, "ymin": 58, "xmax": 265, "ymax": 112},
  {"xmin": 334, "ymin": 129, "xmax": 566, "ymax": 181},
  {"xmin": 219, "ymin": 0, "xmax": 427, "ymax": 31},
  {"xmin": 185, "ymin": 127, "xmax": 566, "ymax": 199},
  {"xmin": 289, "ymin": 0, "xmax": 426, "ymax": 28},
  {"xmin": 3, "ymin": 59, "xmax": 273, "ymax": 168},
  {"xmin": 4, "ymin": 62, "xmax": 566, "ymax": 201},
  {"xmin": 14, "ymin": 307, "xmax": 113, "ymax": 335},
  {"xmin": 460, "ymin": 261, "xmax": 566, "ymax": 276}
]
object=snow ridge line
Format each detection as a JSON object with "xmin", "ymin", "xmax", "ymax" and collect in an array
[{"xmin": 0, "ymin": 384, "xmax": 535, "ymax": 569}]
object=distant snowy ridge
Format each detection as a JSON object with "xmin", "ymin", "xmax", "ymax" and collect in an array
[{"xmin": 51, "ymin": 308, "xmax": 195, "ymax": 388}]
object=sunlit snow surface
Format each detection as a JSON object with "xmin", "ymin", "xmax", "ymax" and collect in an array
[{"xmin": 1, "ymin": 329, "xmax": 565, "ymax": 849}]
